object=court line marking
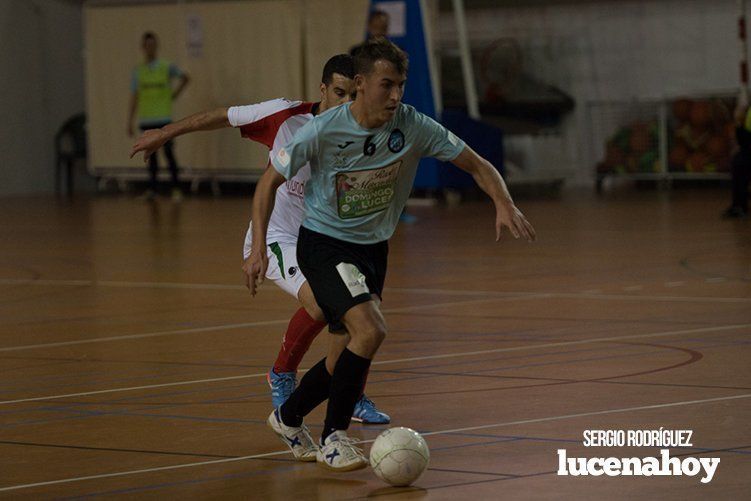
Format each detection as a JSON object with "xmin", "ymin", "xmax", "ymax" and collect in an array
[
  {"xmin": 548, "ymin": 292, "xmax": 751, "ymax": 304},
  {"xmin": 0, "ymin": 279, "xmax": 247, "ymax": 291},
  {"xmin": 0, "ymin": 294, "xmax": 550, "ymax": 354},
  {"xmin": 1, "ymin": 392, "xmax": 749, "ymax": 492},
  {"xmin": 2, "ymin": 277, "xmax": 750, "ymax": 302},
  {"xmin": 2, "ymin": 283, "xmax": 749, "ymax": 354},
  {"xmin": 1, "ymin": 322, "xmax": 748, "ymax": 406},
  {"xmin": 0, "ymin": 320, "xmax": 290, "ymax": 353}
]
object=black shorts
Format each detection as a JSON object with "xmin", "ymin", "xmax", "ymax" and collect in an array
[{"xmin": 297, "ymin": 225, "xmax": 388, "ymax": 333}]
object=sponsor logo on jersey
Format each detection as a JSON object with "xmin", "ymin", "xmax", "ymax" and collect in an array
[
  {"xmin": 337, "ymin": 141, "xmax": 354, "ymax": 149},
  {"xmin": 276, "ymin": 147, "xmax": 290, "ymax": 167},
  {"xmin": 335, "ymin": 160, "xmax": 402, "ymax": 219},
  {"xmin": 333, "ymin": 151, "xmax": 348, "ymax": 167},
  {"xmin": 335, "ymin": 262, "xmax": 369, "ymax": 297},
  {"xmin": 285, "ymin": 179, "xmax": 305, "ymax": 198}
]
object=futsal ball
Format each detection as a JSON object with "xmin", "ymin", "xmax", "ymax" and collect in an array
[{"xmin": 369, "ymin": 427, "xmax": 430, "ymax": 486}]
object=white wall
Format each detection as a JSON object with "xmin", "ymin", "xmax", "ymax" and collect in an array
[
  {"xmin": 0, "ymin": 0, "xmax": 739, "ymax": 192},
  {"xmin": 0, "ymin": 0, "xmax": 84, "ymax": 196},
  {"xmin": 438, "ymin": 0, "xmax": 739, "ymax": 184}
]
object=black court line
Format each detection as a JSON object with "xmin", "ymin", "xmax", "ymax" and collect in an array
[
  {"xmin": 400, "ymin": 310, "xmax": 737, "ymax": 326},
  {"xmin": 1, "ymin": 294, "xmax": 254, "ymax": 328},
  {"xmin": 672, "ymin": 445, "xmax": 751, "ymax": 458},
  {"xmin": 368, "ymin": 341, "xmax": 704, "ymax": 399},
  {"xmin": 0, "ymin": 354, "xmax": 263, "ymax": 370},
  {"xmin": 426, "ymin": 467, "xmax": 518, "ymax": 477},
  {"xmin": 0, "ymin": 440, "xmax": 235, "ymax": 459},
  {"xmin": 34, "ymin": 399, "xmax": 257, "ymax": 406},
  {"xmin": 375, "ymin": 362, "xmax": 751, "ymax": 393},
  {"xmin": 680, "ymin": 257, "xmax": 751, "ymax": 283},
  {"xmin": 354, "ymin": 442, "xmax": 751, "ymax": 501},
  {"xmin": 352, "ymin": 470, "xmax": 558, "ymax": 499},
  {"xmin": 1, "ymin": 338, "xmax": 742, "ymax": 434}
]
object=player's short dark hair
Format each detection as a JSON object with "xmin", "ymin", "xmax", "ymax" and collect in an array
[
  {"xmin": 322, "ymin": 54, "xmax": 355, "ymax": 84},
  {"xmin": 353, "ymin": 38, "xmax": 408, "ymax": 76},
  {"xmin": 368, "ymin": 9, "xmax": 389, "ymax": 22},
  {"xmin": 142, "ymin": 32, "xmax": 157, "ymax": 43}
]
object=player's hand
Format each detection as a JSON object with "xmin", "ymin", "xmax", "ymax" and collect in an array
[
  {"xmin": 495, "ymin": 200, "xmax": 536, "ymax": 243},
  {"xmin": 242, "ymin": 250, "xmax": 268, "ymax": 297},
  {"xmin": 130, "ymin": 129, "xmax": 167, "ymax": 163}
]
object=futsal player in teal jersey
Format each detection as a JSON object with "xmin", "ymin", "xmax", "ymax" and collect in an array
[{"xmin": 248, "ymin": 38, "xmax": 536, "ymax": 471}]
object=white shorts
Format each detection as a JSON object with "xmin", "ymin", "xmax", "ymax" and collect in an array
[{"xmin": 243, "ymin": 223, "xmax": 306, "ymax": 298}]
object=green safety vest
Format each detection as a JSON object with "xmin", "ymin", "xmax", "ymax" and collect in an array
[{"xmin": 136, "ymin": 60, "xmax": 173, "ymax": 121}]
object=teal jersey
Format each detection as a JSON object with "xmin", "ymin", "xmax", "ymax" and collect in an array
[{"xmin": 271, "ymin": 103, "xmax": 465, "ymax": 243}]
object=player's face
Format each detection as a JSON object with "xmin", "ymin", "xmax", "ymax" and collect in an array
[
  {"xmin": 142, "ymin": 38, "xmax": 157, "ymax": 60},
  {"xmin": 319, "ymin": 73, "xmax": 354, "ymax": 112},
  {"xmin": 357, "ymin": 59, "xmax": 406, "ymax": 124},
  {"xmin": 368, "ymin": 14, "xmax": 389, "ymax": 38}
]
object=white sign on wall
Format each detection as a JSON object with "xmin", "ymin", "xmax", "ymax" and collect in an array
[
  {"xmin": 376, "ymin": 1, "xmax": 406, "ymax": 37},
  {"xmin": 186, "ymin": 13, "xmax": 203, "ymax": 58}
]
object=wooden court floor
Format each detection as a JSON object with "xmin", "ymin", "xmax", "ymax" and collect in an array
[{"xmin": 0, "ymin": 187, "xmax": 749, "ymax": 499}]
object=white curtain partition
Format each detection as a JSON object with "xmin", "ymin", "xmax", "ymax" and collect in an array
[{"xmin": 85, "ymin": 0, "xmax": 367, "ymax": 175}]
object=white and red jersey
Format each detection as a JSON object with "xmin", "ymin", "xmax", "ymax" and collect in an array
[{"xmin": 228, "ymin": 98, "xmax": 317, "ymax": 243}]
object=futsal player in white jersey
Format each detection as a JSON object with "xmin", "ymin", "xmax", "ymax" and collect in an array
[
  {"xmin": 248, "ymin": 39, "xmax": 536, "ymax": 471},
  {"xmin": 130, "ymin": 54, "xmax": 390, "ymax": 427}
]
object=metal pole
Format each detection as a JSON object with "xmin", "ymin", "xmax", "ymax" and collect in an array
[
  {"xmin": 739, "ymin": 0, "xmax": 749, "ymax": 105},
  {"xmin": 420, "ymin": 0, "xmax": 443, "ymax": 117},
  {"xmin": 452, "ymin": 0, "xmax": 480, "ymax": 119},
  {"xmin": 658, "ymin": 100, "xmax": 669, "ymax": 183}
]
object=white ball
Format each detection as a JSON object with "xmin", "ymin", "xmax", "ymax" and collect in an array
[{"xmin": 369, "ymin": 427, "xmax": 430, "ymax": 487}]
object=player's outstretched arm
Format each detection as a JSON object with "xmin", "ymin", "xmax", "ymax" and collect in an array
[
  {"xmin": 171, "ymin": 72, "xmax": 190, "ymax": 100},
  {"xmin": 129, "ymin": 107, "xmax": 231, "ymax": 162},
  {"xmin": 451, "ymin": 145, "xmax": 536, "ymax": 243},
  {"xmin": 245, "ymin": 168, "xmax": 287, "ymax": 296}
]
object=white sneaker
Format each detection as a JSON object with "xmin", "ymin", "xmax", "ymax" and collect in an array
[
  {"xmin": 316, "ymin": 430, "xmax": 368, "ymax": 472},
  {"xmin": 267, "ymin": 408, "xmax": 317, "ymax": 462}
]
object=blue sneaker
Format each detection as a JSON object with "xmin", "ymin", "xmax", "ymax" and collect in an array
[
  {"xmin": 267, "ymin": 369, "xmax": 296, "ymax": 408},
  {"xmin": 351, "ymin": 394, "xmax": 390, "ymax": 424},
  {"xmin": 398, "ymin": 212, "xmax": 418, "ymax": 224}
]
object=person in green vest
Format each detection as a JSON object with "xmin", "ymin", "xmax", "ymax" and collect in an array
[
  {"xmin": 128, "ymin": 32, "xmax": 190, "ymax": 201},
  {"xmin": 722, "ymin": 101, "xmax": 751, "ymax": 218}
]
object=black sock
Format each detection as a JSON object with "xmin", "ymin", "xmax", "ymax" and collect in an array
[
  {"xmin": 279, "ymin": 358, "xmax": 331, "ymax": 427},
  {"xmin": 322, "ymin": 348, "xmax": 371, "ymax": 442}
]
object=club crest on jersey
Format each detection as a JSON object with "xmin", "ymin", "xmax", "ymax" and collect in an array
[{"xmin": 388, "ymin": 129, "xmax": 405, "ymax": 153}]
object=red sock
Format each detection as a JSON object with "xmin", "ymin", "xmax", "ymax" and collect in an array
[{"xmin": 273, "ymin": 307, "xmax": 327, "ymax": 373}]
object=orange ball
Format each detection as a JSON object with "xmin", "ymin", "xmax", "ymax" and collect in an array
[
  {"xmin": 706, "ymin": 135, "xmax": 729, "ymax": 159},
  {"xmin": 686, "ymin": 151, "xmax": 710, "ymax": 172},
  {"xmin": 629, "ymin": 126, "xmax": 651, "ymax": 154},
  {"xmin": 669, "ymin": 143, "xmax": 689, "ymax": 168},
  {"xmin": 604, "ymin": 143, "xmax": 626, "ymax": 168},
  {"xmin": 689, "ymin": 101, "xmax": 712, "ymax": 129},
  {"xmin": 672, "ymin": 99, "xmax": 692, "ymax": 122}
]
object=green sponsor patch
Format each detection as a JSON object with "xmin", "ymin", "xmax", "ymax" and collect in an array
[{"xmin": 336, "ymin": 161, "xmax": 402, "ymax": 219}]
